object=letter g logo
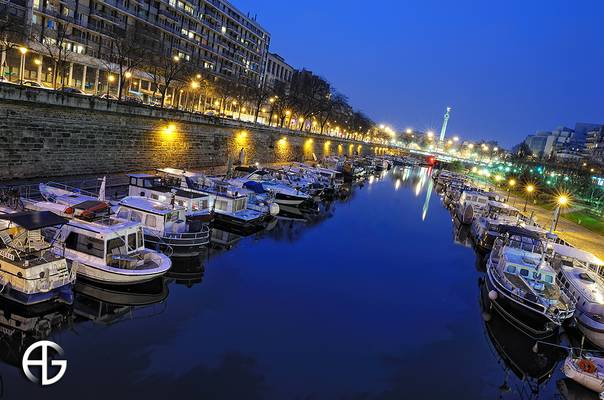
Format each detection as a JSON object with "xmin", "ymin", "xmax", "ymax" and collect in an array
[{"xmin": 22, "ymin": 340, "xmax": 67, "ymax": 386}]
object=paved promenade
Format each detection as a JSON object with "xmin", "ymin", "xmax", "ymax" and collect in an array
[{"xmin": 505, "ymin": 193, "xmax": 604, "ymax": 260}]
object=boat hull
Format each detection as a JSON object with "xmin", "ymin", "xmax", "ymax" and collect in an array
[
  {"xmin": 577, "ymin": 315, "xmax": 604, "ymax": 349},
  {"xmin": 144, "ymin": 234, "xmax": 207, "ymax": 258},
  {"xmin": 1, "ymin": 282, "xmax": 73, "ymax": 306}
]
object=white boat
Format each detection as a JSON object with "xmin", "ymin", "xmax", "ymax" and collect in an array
[
  {"xmin": 154, "ymin": 169, "xmax": 273, "ymax": 231},
  {"xmin": 27, "ymin": 200, "xmax": 172, "ymax": 284},
  {"xmin": 0, "ymin": 211, "xmax": 76, "ymax": 305},
  {"xmin": 486, "ymin": 226, "xmax": 575, "ymax": 337},
  {"xmin": 230, "ymin": 168, "xmax": 311, "ymax": 207},
  {"xmin": 563, "ymin": 355, "xmax": 604, "ymax": 394},
  {"xmin": 127, "ymin": 173, "xmax": 213, "ymax": 223},
  {"xmin": 115, "ymin": 196, "xmax": 210, "ymax": 257},
  {"xmin": 471, "ymin": 201, "xmax": 537, "ymax": 250},
  {"xmin": 551, "ymin": 243, "xmax": 604, "ymax": 348},
  {"xmin": 456, "ymin": 190, "xmax": 491, "ymax": 224}
]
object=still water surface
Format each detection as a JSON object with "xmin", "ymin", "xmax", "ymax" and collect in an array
[{"xmin": 0, "ymin": 168, "xmax": 591, "ymax": 399}]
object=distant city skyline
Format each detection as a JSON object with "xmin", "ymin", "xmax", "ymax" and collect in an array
[{"xmin": 233, "ymin": 0, "xmax": 604, "ymax": 148}]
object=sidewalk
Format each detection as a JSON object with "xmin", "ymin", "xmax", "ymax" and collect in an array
[{"xmin": 505, "ymin": 193, "xmax": 604, "ymax": 260}]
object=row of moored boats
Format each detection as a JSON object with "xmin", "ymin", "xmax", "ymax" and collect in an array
[{"xmin": 435, "ymin": 169, "xmax": 604, "ymax": 396}]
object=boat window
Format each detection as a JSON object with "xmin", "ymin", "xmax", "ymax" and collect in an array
[
  {"xmin": 564, "ymin": 281, "xmax": 570, "ymax": 289},
  {"xmin": 137, "ymin": 178, "xmax": 145, "ymax": 187},
  {"xmin": 145, "ymin": 214, "xmax": 157, "ymax": 228},
  {"xmin": 201, "ymin": 200, "xmax": 208, "ymax": 209},
  {"xmin": 107, "ymin": 237, "xmax": 127, "ymax": 256},
  {"xmin": 519, "ymin": 269, "xmax": 529, "ymax": 277},
  {"xmin": 532, "ymin": 272, "xmax": 542, "ymax": 281},
  {"xmin": 128, "ymin": 233, "xmax": 137, "ymax": 251},
  {"xmin": 130, "ymin": 211, "xmax": 143, "ymax": 223},
  {"xmin": 66, "ymin": 232, "xmax": 104, "ymax": 258},
  {"xmin": 137, "ymin": 229, "xmax": 143, "ymax": 248},
  {"xmin": 215, "ymin": 199, "xmax": 228, "ymax": 212},
  {"xmin": 151, "ymin": 193, "xmax": 159, "ymax": 200},
  {"xmin": 130, "ymin": 177, "xmax": 137, "ymax": 186},
  {"xmin": 116, "ymin": 209, "xmax": 129, "ymax": 220},
  {"xmin": 233, "ymin": 198, "xmax": 246, "ymax": 212},
  {"xmin": 167, "ymin": 211, "xmax": 179, "ymax": 222},
  {"xmin": 505, "ymin": 265, "xmax": 516, "ymax": 274}
]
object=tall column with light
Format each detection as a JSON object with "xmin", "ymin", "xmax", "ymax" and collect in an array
[{"xmin": 438, "ymin": 106, "xmax": 452, "ymax": 151}]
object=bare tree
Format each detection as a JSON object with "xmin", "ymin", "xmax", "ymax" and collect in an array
[
  {"xmin": 30, "ymin": 19, "xmax": 75, "ymax": 89},
  {"xmin": 99, "ymin": 26, "xmax": 147, "ymax": 100}
]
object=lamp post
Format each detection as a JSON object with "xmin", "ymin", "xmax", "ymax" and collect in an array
[
  {"xmin": 18, "ymin": 47, "xmax": 28, "ymax": 84},
  {"xmin": 107, "ymin": 74, "xmax": 115, "ymax": 97},
  {"xmin": 506, "ymin": 179, "xmax": 516, "ymax": 202},
  {"xmin": 34, "ymin": 58, "xmax": 42, "ymax": 84},
  {"xmin": 551, "ymin": 195, "xmax": 569, "ymax": 232},
  {"xmin": 523, "ymin": 184, "xmax": 535, "ymax": 212}
]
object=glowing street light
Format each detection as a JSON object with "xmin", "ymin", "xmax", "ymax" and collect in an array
[
  {"xmin": 551, "ymin": 194, "xmax": 570, "ymax": 232},
  {"xmin": 506, "ymin": 178, "xmax": 516, "ymax": 202},
  {"xmin": 524, "ymin": 184, "xmax": 535, "ymax": 212}
]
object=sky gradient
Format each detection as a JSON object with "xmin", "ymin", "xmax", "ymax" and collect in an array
[{"xmin": 233, "ymin": 0, "xmax": 604, "ymax": 147}]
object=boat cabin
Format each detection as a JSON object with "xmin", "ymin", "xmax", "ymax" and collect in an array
[
  {"xmin": 128, "ymin": 174, "xmax": 210, "ymax": 215},
  {"xmin": 116, "ymin": 196, "xmax": 187, "ymax": 235},
  {"xmin": 486, "ymin": 201, "xmax": 520, "ymax": 219},
  {"xmin": 0, "ymin": 211, "xmax": 67, "ymax": 267},
  {"xmin": 57, "ymin": 214, "xmax": 146, "ymax": 267},
  {"xmin": 550, "ymin": 243, "xmax": 604, "ymax": 276},
  {"xmin": 459, "ymin": 190, "xmax": 490, "ymax": 209}
]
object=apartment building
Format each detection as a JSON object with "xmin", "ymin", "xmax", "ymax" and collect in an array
[
  {"xmin": 1, "ymin": 0, "xmax": 270, "ymax": 101},
  {"xmin": 265, "ymin": 52, "xmax": 292, "ymax": 89}
]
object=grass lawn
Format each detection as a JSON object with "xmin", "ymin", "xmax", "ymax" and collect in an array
[{"xmin": 563, "ymin": 211, "xmax": 604, "ymax": 236}]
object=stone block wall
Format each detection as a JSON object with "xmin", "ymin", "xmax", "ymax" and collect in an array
[{"xmin": 0, "ymin": 84, "xmax": 390, "ymax": 181}]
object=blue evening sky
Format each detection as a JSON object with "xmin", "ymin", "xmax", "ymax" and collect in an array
[{"xmin": 232, "ymin": 0, "xmax": 604, "ymax": 147}]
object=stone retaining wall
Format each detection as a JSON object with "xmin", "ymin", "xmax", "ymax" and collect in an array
[{"xmin": 0, "ymin": 83, "xmax": 394, "ymax": 181}]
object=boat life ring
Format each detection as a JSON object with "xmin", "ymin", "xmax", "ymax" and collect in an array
[{"xmin": 578, "ymin": 358, "xmax": 598, "ymax": 374}]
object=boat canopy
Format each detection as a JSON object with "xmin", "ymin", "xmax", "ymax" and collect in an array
[
  {"xmin": 243, "ymin": 181, "xmax": 266, "ymax": 194},
  {"xmin": 0, "ymin": 211, "xmax": 68, "ymax": 230},
  {"xmin": 551, "ymin": 243, "xmax": 604, "ymax": 266}
]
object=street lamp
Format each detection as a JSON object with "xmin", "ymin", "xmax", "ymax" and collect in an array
[
  {"xmin": 551, "ymin": 194, "xmax": 570, "ymax": 232},
  {"xmin": 107, "ymin": 74, "xmax": 115, "ymax": 96},
  {"xmin": 506, "ymin": 178, "xmax": 516, "ymax": 202},
  {"xmin": 19, "ymin": 47, "xmax": 28, "ymax": 84},
  {"xmin": 524, "ymin": 184, "xmax": 535, "ymax": 212}
]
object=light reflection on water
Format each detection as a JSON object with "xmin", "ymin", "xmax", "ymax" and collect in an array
[{"xmin": 0, "ymin": 167, "xmax": 591, "ymax": 399}]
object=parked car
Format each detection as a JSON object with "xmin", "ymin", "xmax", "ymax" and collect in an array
[
  {"xmin": 21, "ymin": 80, "xmax": 52, "ymax": 89},
  {"xmin": 203, "ymin": 110, "xmax": 217, "ymax": 116},
  {"xmin": 123, "ymin": 95, "xmax": 144, "ymax": 105},
  {"xmin": 61, "ymin": 87, "xmax": 88, "ymax": 95},
  {"xmin": 99, "ymin": 93, "xmax": 118, "ymax": 100}
]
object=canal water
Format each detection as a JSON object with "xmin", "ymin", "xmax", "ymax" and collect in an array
[{"xmin": 0, "ymin": 168, "xmax": 591, "ymax": 399}]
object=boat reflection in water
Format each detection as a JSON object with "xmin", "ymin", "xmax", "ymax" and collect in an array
[
  {"xmin": 452, "ymin": 217, "xmax": 473, "ymax": 249},
  {"xmin": 0, "ymin": 299, "xmax": 72, "ymax": 368},
  {"xmin": 166, "ymin": 255, "xmax": 205, "ymax": 289},
  {"xmin": 210, "ymin": 228, "xmax": 242, "ymax": 250},
  {"xmin": 479, "ymin": 278, "xmax": 566, "ymax": 398},
  {"xmin": 73, "ymin": 278, "xmax": 168, "ymax": 325}
]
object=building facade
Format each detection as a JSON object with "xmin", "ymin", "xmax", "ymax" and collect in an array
[
  {"xmin": 1, "ymin": 0, "xmax": 271, "ymax": 102},
  {"xmin": 265, "ymin": 52, "xmax": 292, "ymax": 89}
]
